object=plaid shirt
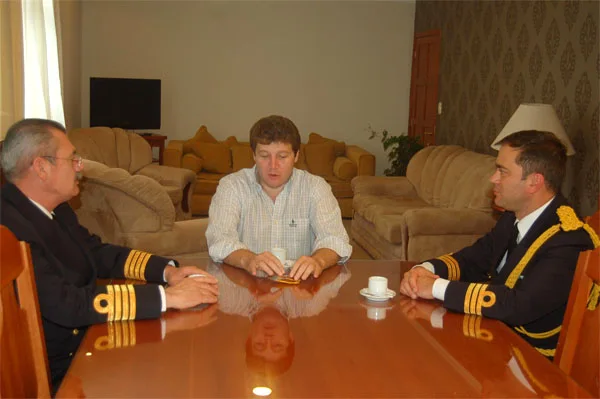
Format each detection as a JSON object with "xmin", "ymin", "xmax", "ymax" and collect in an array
[{"xmin": 206, "ymin": 167, "xmax": 352, "ymax": 263}]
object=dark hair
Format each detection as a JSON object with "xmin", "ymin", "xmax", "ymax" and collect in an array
[
  {"xmin": 245, "ymin": 336, "xmax": 295, "ymax": 376},
  {"xmin": 498, "ymin": 130, "xmax": 567, "ymax": 193},
  {"xmin": 249, "ymin": 115, "xmax": 301, "ymax": 155},
  {"xmin": 1, "ymin": 118, "xmax": 66, "ymax": 182}
]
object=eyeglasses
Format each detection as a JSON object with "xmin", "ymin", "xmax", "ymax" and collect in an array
[{"xmin": 42, "ymin": 154, "xmax": 83, "ymax": 168}]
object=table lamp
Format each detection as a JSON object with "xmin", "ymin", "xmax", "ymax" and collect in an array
[{"xmin": 491, "ymin": 103, "xmax": 576, "ymax": 156}]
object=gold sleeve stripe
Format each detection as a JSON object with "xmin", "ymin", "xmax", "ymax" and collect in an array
[
  {"xmin": 438, "ymin": 254, "xmax": 460, "ymax": 280},
  {"xmin": 588, "ymin": 283, "xmax": 600, "ymax": 311},
  {"xmin": 94, "ymin": 321, "xmax": 137, "ymax": 351},
  {"xmin": 514, "ymin": 325, "xmax": 561, "ymax": 339},
  {"xmin": 126, "ymin": 284, "xmax": 136, "ymax": 319},
  {"xmin": 124, "ymin": 250, "xmax": 152, "ymax": 281},
  {"xmin": 463, "ymin": 283, "xmax": 496, "ymax": 315},
  {"xmin": 583, "ymin": 224, "xmax": 600, "ymax": 247},
  {"xmin": 93, "ymin": 284, "xmax": 137, "ymax": 322},
  {"xmin": 113, "ymin": 284, "xmax": 122, "ymax": 321}
]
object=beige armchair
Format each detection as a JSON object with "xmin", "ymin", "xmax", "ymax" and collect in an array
[
  {"xmin": 71, "ymin": 160, "xmax": 208, "ymax": 257},
  {"xmin": 351, "ymin": 145, "xmax": 498, "ymax": 261},
  {"xmin": 68, "ymin": 127, "xmax": 196, "ymax": 220}
]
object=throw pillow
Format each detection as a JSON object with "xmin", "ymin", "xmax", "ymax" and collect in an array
[
  {"xmin": 333, "ymin": 157, "xmax": 358, "ymax": 181},
  {"xmin": 231, "ymin": 145, "xmax": 255, "ymax": 171},
  {"xmin": 183, "ymin": 125, "xmax": 219, "ymax": 154},
  {"xmin": 295, "ymin": 144, "xmax": 308, "ymax": 170},
  {"xmin": 189, "ymin": 141, "xmax": 232, "ymax": 174},
  {"xmin": 223, "ymin": 136, "xmax": 239, "ymax": 148},
  {"xmin": 304, "ymin": 142, "xmax": 336, "ymax": 177},
  {"xmin": 308, "ymin": 132, "xmax": 346, "ymax": 157}
]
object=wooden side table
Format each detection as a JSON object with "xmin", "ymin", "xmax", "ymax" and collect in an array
[{"xmin": 140, "ymin": 134, "xmax": 167, "ymax": 164}]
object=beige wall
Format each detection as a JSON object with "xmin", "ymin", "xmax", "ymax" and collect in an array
[
  {"xmin": 81, "ymin": 0, "xmax": 416, "ymax": 175},
  {"xmin": 58, "ymin": 0, "xmax": 82, "ymax": 130}
]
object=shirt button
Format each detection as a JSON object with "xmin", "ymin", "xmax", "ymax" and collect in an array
[
  {"xmin": 72, "ymin": 328, "xmax": 79, "ymax": 335},
  {"xmin": 69, "ymin": 352, "xmax": 73, "ymax": 357}
]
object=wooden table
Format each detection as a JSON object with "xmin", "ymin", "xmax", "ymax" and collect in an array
[
  {"xmin": 140, "ymin": 134, "xmax": 167, "ymax": 164},
  {"xmin": 56, "ymin": 260, "xmax": 589, "ymax": 398}
]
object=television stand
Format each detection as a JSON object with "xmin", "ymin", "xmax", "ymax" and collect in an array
[{"xmin": 139, "ymin": 134, "xmax": 167, "ymax": 164}]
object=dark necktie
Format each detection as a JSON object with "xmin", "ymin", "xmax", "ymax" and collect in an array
[{"xmin": 506, "ymin": 222, "xmax": 519, "ymax": 259}]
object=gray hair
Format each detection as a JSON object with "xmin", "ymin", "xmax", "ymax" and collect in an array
[{"xmin": 1, "ymin": 118, "xmax": 66, "ymax": 182}]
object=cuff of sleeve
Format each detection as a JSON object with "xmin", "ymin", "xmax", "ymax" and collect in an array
[
  {"xmin": 414, "ymin": 262, "xmax": 435, "ymax": 274},
  {"xmin": 159, "ymin": 285, "xmax": 167, "ymax": 312},
  {"xmin": 163, "ymin": 261, "xmax": 177, "ymax": 283},
  {"xmin": 432, "ymin": 278, "xmax": 450, "ymax": 301}
]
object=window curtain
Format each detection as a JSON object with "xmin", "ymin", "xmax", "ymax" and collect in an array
[
  {"xmin": 21, "ymin": 0, "xmax": 65, "ymax": 126},
  {"xmin": 0, "ymin": 0, "xmax": 24, "ymax": 139}
]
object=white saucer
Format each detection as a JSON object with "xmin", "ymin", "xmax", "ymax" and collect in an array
[{"xmin": 359, "ymin": 288, "xmax": 396, "ymax": 302}]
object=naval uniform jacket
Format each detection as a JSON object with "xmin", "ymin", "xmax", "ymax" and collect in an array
[
  {"xmin": 1, "ymin": 183, "xmax": 172, "ymax": 387},
  {"xmin": 426, "ymin": 195, "xmax": 598, "ymax": 358}
]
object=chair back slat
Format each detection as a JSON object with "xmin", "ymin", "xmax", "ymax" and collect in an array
[
  {"xmin": 554, "ymin": 209, "xmax": 600, "ymax": 397},
  {"xmin": 0, "ymin": 226, "xmax": 51, "ymax": 398}
]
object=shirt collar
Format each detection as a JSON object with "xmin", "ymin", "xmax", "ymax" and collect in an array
[
  {"xmin": 28, "ymin": 198, "xmax": 54, "ymax": 219},
  {"xmin": 515, "ymin": 196, "xmax": 554, "ymax": 242}
]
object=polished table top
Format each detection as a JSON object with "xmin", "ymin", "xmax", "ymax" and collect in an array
[{"xmin": 57, "ymin": 259, "xmax": 590, "ymax": 398}]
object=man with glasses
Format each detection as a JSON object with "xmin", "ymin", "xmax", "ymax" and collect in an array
[{"xmin": 0, "ymin": 118, "xmax": 219, "ymax": 393}]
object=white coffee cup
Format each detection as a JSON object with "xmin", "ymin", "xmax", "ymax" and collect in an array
[
  {"xmin": 367, "ymin": 307, "xmax": 387, "ymax": 321},
  {"xmin": 368, "ymin": 276, "xmax": 388, "ymax": 297},
  {"xmin": 271, "ymin": 247, "xmax": 286, "ymax": 264}
]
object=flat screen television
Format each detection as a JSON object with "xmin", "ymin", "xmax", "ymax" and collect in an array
[{"xmin": 90, "ymin": 77, "xmax": 161, "ymax": 130}]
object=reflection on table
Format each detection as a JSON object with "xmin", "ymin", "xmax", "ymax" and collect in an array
[{"xmin": 56, "ymin": 259, "xmax": 590, "ymax": 398}]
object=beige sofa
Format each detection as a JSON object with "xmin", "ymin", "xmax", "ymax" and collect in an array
[
  {"xmin": 69, "ymin": 127, "xmax": 196, "ymax": 221},
  {"xmin": 71, "ymin": 159, "xmax": 209, "ymax": 257},
  {"xmin": 164, "ymin": 127, "xmax": 376, "ymax": 217},
  {"xmin": 351, "ymin": 145, "xmax": 497, "ymax": 261}
]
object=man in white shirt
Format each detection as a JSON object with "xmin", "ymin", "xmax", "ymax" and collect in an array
[
  {"xmin": 399, "ymin": 130, "xmax": 597, "ymax": 358},
  {"xmin": 206, "ymin": 115, "xmax": 352, "ymax": 280}
]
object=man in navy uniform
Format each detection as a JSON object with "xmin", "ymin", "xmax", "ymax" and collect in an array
[
  {"xmin": 400, "ymin": 130, "xmax": 598, "ymax": 358},
  {"xmin": 1, "ymin": 118, "xmax": 219, "ymax": 392}
]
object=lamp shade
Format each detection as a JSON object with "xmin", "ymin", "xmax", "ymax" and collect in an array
[{"xmin": 491, "ymin": 103, "xmax": 575, "ymax": 156}]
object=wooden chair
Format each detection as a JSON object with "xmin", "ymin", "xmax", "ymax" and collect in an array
[
  {"xmin": 554, "ymin": 210, "xmax": 600, "ymax": 397},
  {"xmin": 0, "ymin": 226, "xmax": 51, "ymax": 398}
]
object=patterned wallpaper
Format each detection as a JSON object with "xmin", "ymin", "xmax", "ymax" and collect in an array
[{"xmin": 414, "ymin": 0, "xmax": 599, "ymax": 216}]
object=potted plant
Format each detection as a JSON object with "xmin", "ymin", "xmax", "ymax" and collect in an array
[{"xmin": 367, "ymin": 126, "xmax": 424, "ymax": 176}]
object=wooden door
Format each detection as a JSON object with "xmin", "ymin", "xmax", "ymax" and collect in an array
[{"xmin": 408, "ymin": 30, "xmax": 441, "ymax": 146}]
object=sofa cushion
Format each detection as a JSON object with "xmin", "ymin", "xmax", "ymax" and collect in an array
[
  {"xmin": 304, "ymin": 142, "xmax": 336, "ymax": 177},
  {"xmin": 194, "ymin": 173, "xmax": 224, "ymax": 195},
  {"xmin": 231, "ymin": 145, "xmax": 255, "ymax": 171},
  {"xmin": 183, "ymin": 125, "xmax": 219, "ymax": 154},
  {"xmin": 308, "ymin": 132, "xmax": 346, "ymax": 156},
  {"xmin": 333, "ymin": 157, "xmax": 358, "ymax": 181},
  {"xmin": 189, "ymin": 142, "xmax": 232, "ymax": 174},
  {"xmin": 323, "ymin": 177, "xmax": 354, "ymax": 198},
  {"xmin": 182, "ymin": 153, "xmax": 204, "ymax": 174},
  {"xmin": 223, "ymin": 136, "xmax": 239, "ymax": 148}
]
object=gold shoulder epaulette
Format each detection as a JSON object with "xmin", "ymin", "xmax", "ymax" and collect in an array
[{"xmin": 505, "ymin": 206, "xmax": 592, "ymax": 288}]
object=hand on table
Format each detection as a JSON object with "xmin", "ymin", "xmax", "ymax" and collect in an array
[
  {"xmin": 165, "ymin": 275, "xmax": 219, "ymax": 309},
  {"xmin": 164, "ymin": 265, "xmax": 218, "ymax": 286},
  {"xmin": 399, "ymin": 266, "xmax": 439, "ymax": 300},
  {"xmin": 247, "ymin": 251, "xmax": 285, "ymax": 277},
  {"xmin": 289, "ymin": 255, "xmax": 324, "ymax": 280}
]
